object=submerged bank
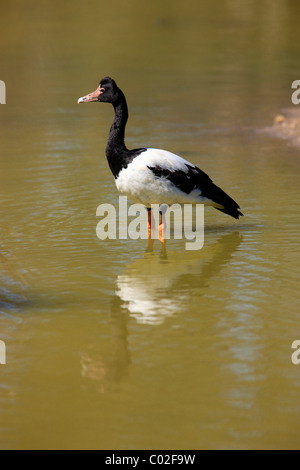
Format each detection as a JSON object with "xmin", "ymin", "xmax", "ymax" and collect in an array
[{"xmin": 262, "ymin": 108, "xmax": 300, "ymax": 148}]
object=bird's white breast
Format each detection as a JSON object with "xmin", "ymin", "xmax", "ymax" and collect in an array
[{"xmin": 115, "ymin": 148, "xmax": 204, "ymax": 207}]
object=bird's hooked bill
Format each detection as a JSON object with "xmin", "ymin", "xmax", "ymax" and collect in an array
[{"xmin": 77, "ymin": 85, "xmax": 104, "ymax": 103}]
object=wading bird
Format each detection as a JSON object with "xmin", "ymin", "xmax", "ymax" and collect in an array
[{"xmin": 78, "ymin": 77, "xmax": 243, "ymax": 235}]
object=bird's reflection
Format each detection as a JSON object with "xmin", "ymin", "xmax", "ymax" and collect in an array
[
  {"xmin": 81, "ymin": 231, "xmax": 243, "ymax": 393},
  {"xmin": 81, "ymin": 231, "xmax": 243, "ymax": 392},
  {"xmin": 116, "ymin": 231, "xmax": 242, "ymax": 325},
  {"xmin": 80, "ymin": 294, "xmax": 131, "ymax": 393},
  {"xmin": 0, "ymin": 244, "xmax": 28, "ymax": 312}
]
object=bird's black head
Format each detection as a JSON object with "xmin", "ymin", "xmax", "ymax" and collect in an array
[
  {"xmin": 77, "ymin": 76, "xmax": 120, "ymax": 105},
  {"xmin": 99, "ymin": 77, "xmax": 119, "ymax": 103}
]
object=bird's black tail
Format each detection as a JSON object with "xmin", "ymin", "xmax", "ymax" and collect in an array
[{"xmin": 203, "ymin": 181, "xmax": 244, "ymax": 220}]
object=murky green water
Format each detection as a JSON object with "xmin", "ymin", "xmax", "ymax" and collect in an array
[{"xmin": 1, "ymin": 0, "xmax": 300, "ymax": 450}]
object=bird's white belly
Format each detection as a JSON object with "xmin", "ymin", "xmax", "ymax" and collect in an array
[
  {"xmin": 114, "ymin": 148, "xmax": 217, "ymax": 207},
  {"xmin": 116, "ymin": 166, "xmax": 196, "ymax": 207}
]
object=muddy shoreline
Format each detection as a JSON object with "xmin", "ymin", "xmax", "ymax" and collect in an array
[{"xmin": 262, "ymin": 107, "xmax": 300, "ymax": 148}]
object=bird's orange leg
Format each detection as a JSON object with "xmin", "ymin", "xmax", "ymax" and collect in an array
[
  {"xmin": 159, "ymin": 212, "xmax": 167, "ymax": 243},
  {"xmin": 147, "ymin": 208, "xmax": 152, "ymax": 233},
  {"xmin": 147, "ymin": 208, "xmax": 156, "ymax": 235}
]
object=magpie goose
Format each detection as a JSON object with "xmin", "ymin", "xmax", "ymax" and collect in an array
[{"xmin": 78, "ymin": 77, "xmax": 243, "ymax": 230}]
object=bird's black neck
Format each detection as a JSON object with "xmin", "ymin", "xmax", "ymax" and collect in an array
[
  {"xmin": 105, "ymin": 89, "xmax": 146, "ymax": 179},
  {"xmin": 106, "ymin": 90, "xmax": 128, "ymax": 159}
]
